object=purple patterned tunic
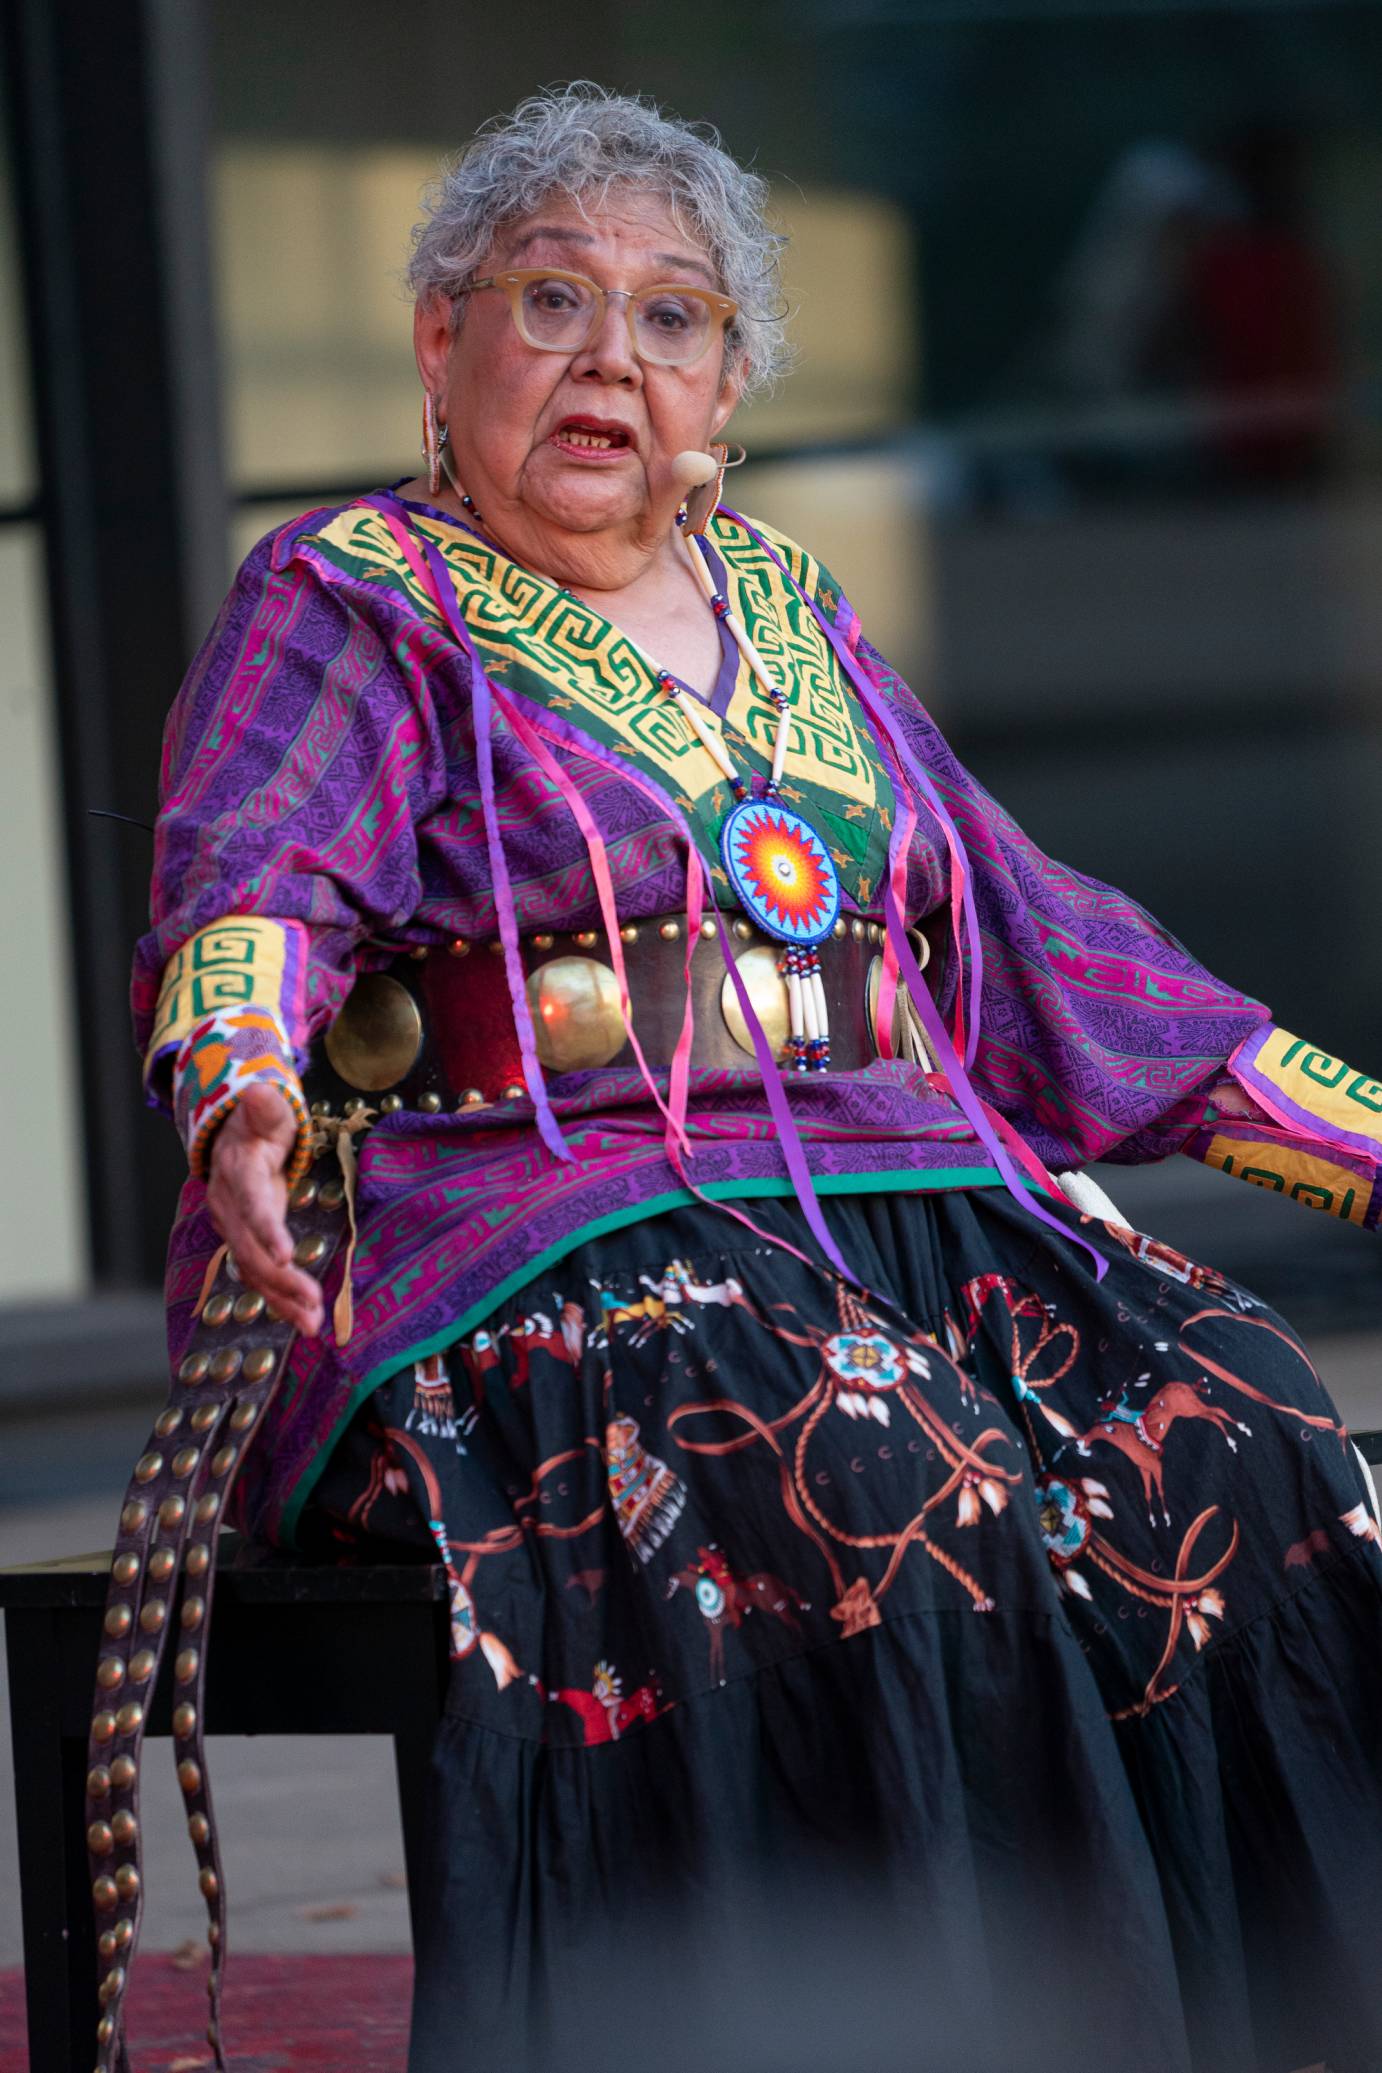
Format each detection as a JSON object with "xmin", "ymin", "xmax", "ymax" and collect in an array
[{"xmin": 133, "ymin": 495, "xmax": 1381, "ymax": 1543}]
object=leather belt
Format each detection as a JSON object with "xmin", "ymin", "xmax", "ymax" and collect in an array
[
  {"xmin": 314, "ymin": 910, "xmax": 937, "ymax": 1118},
  {"xmin": 84, "ymin": 1145, "xmax": 347, "ymax": 2072}
]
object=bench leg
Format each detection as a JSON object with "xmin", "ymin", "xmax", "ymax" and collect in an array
[
  {"xmin": 5, "ymin": 1607, "xmax": 99, "ymax": 2073},
  {"xmin": 393, "ymin": 1716, "xmax": 439, "ymax": 1963}
]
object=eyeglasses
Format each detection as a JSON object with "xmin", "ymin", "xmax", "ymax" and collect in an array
[{"xmin": 464, "ymin": 267, "xmax": 738, "ymax": 368}]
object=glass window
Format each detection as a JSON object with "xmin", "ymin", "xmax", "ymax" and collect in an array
[{"xmin": 0, "ymin": 527, "xmax": 88, "ymax": 1301}]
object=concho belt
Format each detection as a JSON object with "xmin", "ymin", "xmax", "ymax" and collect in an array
[{"xmin": 84, "ymin": 907, "xmax": 939, "ymax": 2069}]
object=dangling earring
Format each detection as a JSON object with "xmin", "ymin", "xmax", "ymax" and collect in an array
[{"xmin": 421, "ymin": 392, "xmax": 447, "ymax": 498}]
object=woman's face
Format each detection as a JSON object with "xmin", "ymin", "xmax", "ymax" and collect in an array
[{"xmin": 415, "ymin": 189, "xmax": 743, "ymax": 585}]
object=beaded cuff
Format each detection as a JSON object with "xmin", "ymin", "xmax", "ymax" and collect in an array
[
  {"xmin": 145, "ymin": 917, "xmax": 309, "ymax": 1105},
  {"xmin": 174, "ymin": 1005, "xmax": 312, "ymax": 1185}
]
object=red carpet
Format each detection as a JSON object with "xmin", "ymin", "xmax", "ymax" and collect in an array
[{"xmin": 0, "ymin": 1953, "xmax": 411, "ymax": 2070}]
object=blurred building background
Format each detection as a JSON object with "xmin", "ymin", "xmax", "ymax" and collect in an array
[{"xmin": 4, "ymin": 0, "xmax": 1382, "ymax": 1493}]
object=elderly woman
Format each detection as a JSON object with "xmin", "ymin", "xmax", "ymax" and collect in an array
[{"xmin": 99, "ymin": 86, "xmax": 1382, "ymax": 2073}]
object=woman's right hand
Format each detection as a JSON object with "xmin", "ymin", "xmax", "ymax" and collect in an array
[{"xmin": 205, "ymin": 1082, "xmax": 324, "ymax": 1337}]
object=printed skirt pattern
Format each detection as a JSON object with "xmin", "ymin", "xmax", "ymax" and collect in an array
[{"xmin": 303, "ymin": 1188, "xmax": 1382, "ymax": 2073}]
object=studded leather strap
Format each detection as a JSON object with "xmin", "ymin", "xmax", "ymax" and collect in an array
[{"xmin": 85, "ymin": 1139, "xmax": 348, "ymax": 2072}]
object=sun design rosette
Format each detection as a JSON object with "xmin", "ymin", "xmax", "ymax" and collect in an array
[{"xmin": 720, "ymin": 798, "xmax": 841, "ymax": 945}]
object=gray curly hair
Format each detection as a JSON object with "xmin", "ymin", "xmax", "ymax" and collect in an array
[{"xmin": 406, "ymin": 83, "xmax": 789, "ymax": 397}]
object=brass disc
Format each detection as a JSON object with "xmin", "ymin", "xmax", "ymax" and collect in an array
[
  {"xmin": 720, "ymin": 946, "xmax": 790, "ymax": 1058},
  {"xmin": 525, "ymin": 957, "xmax": 627, "ymax": 1074},
  {"xmin": 324, "ymin": 973, "xmax": 423, "ymax": 1092}
]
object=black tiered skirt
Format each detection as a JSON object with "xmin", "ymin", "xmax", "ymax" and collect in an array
[{"xmin": 303, "ymin": 1188, "xmax": 1382, "ymax": 2073}]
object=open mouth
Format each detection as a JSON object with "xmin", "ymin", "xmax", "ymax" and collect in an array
[{"xmin": 549, "ymin": 418, "xmax": 635, "ymax": 458}]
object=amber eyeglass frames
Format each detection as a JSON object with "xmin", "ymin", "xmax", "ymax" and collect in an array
[{"xmin": 465, "ymin": 268, "xmax": 738, "ymax": 367}]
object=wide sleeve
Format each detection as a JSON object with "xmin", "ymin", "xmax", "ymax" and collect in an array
[
  {"xmin": 853, "ymin": 634, "xmax": 1382, "ymax": 1231},
  {"xmin": 132, "ymin": 524, "xmax": 449, "ymax": 1180}
]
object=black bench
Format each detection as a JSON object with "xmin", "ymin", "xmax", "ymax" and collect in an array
[{"xmin": 0, "ymin": 1536, "xmax": 449, "ymax": 2073}]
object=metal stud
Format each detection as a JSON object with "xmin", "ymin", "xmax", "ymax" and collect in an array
[
  {"xmin": 154, "ymin": 1408, "xmax": 183, "ymax": 1439},
  {"xmin": 178, "ymin": 1759, "xmax": 202, "ymax": 1792},
  {"xmin": 186, "ymin": 1543, "xmax": 212, "ymax": 1577},
  {"xmin": 202, "ymin": 1294, "xmax": 234, "ymax": 1329},
  {"xmin": 659, "ymin": 920, "xmax": 682, "ymax": 941},
  {"xmin": 113, "ymin": 1916, "xmax": 133, "ymax": 1948},
  {"xmin": 380, "ymin": 1093, "xmax": 403, "ymax": 1113},
  {"xmin": 114, "ymin": 1865, "xmax": 139, "ymax": 1900},
  {"xmin": 294, "ymin": 1234, "xmax": 327, "ymax": 1268},
  {"xmin": 96, "ymin": 1658, "xmax": 125, "ymax": 1691},
  {"xmin": 310, "ymin": 1099, "xmax": 333, "ymax": 1117},
  {"xmin": 195, "ymin": 1493, "xmax": 220, "ymax": 1525},
  {"xmin": 118, "ymin": 1503, "xmax": 147, "ymax": 1537},
  {"xmin": 619, "ymin": 924, "xmax": 640, "ymax": 944},
  {"xmin": 149, "ymin": 1548, "xmax": 176, "ymax": 1582},
  {"xmin": 289, "ymin": 1176, "xmax": 318, "ymax": 1210},
  {"xmin": 211, "ymin": 1444, "xmax": 237, "ymax": 1478},
  {"xmin": 181, "ymin": 1595, "xmax": 206, "ymax": 1631},
  {"xmin": 851, "ymin": 918, "xmax": 866, "ymax": 940},
  {"xmin": 209, "ymin": 1348, "xmax": 242, "ymax": 1385},
  {"xmin": 188, "ymin": 1812, "xmax": 210, "ymax": 1845},
  {"xmin": 133, "ymin": 1451, "xmax": 163, "ymax": 1485},
  {"xmin": 92, "ymin": 1712, "xmax": 117, "ymax": 1744},
  {"xmin": 103, "ymin": 1606, "xmax": 132, "ymax": 1639},
  {"xmin": 418, "ymin": 1091, "xmax": 442, "ymax": 1113},
  {"xmin": 110, "ymin": 1757, "xmax": 136, "ymax": 1791},
  {"xmin": 98, "ymin": 1930, "xmax": 117, "ymax": 1960},
  {"xmin": 832, "ymin": 918, "xmax": 847, "ymax": 939},
  {"xmin": 111, "ymin": 1811, "xmax": 136, "ymax": 1848},
  {"xmin": 98, "ymin": 2013, "xmax": 115, "ymax": 2044},
  {"xmin": 175, "ymin": 1649, "xmax": 200, "ymax": 1684},
  {"xmin": 199, "ymin": 1868, "xmax": 219, "ymax": 1899},
  {"xmin": 87, "ymin": 1765, "xmax": 111, "ymax": 1799},
  {"xmin": 171, "ymin": 1446, "xmax": 201, "ymax": 1480},
  {"xmin": 232, "ymin": 1290, "xmax": 265, "ymax": 1324},
  {"xmin": 459, "ymin": 1088, "xmax": 486, "ymax": 1107},
  {"xmin": 128, "ymin": 1650, "xmax": 156, "ymax": 1685},
  {"xmin": 87, "ymin": 1821, "xmax": 114, "ymax": 1854},
  {"xmin": 532, "ymin": 932, "xmax": 555, "ymax": 950},
  {"xmin": 448, "ymin": 936, "xmax": 469, "ymax": 956},
  {"xmin": 173, "ymin": 1702, "xmax": 197, "ymax": 1739},
  {"xmin": 92, "ymin": 1876, "xmax": 118, "ymax": 1910},
  {"xmin": 869, "ymin": 922, "xmax": 883, "ymax": 945},
  {"xmin": 179, "ymin": 1352, "xmax": 211, "ymax": 1387},
  {"xmin": 139, "ymin": 1601, "xmax": 167, "ymax": 1634},
  {"xmin": 700, "ymin": 917, "xmax": 719, "ymax": 938},
  {"xmin": 115, "ymin": 1703, "xmax": 143, "ymax": 1736},
  {"xmin": 732, "ymin": 919, "xmax": 752, "ymax": 941},
  {"xmin": 487, "ymin": 939, "xmax": 504, "ymax": 956},
  {"xmin": 343, "ymin": 1096, "xmax": 367, "ymax": 1117},
  {"xmin": 230, "ymin": 1403, "xmax": 257, "ymax": 1433},
  {"xmin": 207, "ymin": 1922, "xmax": 221, "ymax": 1947},
  {"xmin": 501, "ymin": 1082, "xmax": 526, "ymax": 1101},
  {"xmin": 191, "ymin": 1403, "xmax": 219, "ymax": 1432},
  {"xmin": 574, "ymin": 930, "xmax": 599, "ymax": 948},
  {"xmin": 318, "ymin": 1179, "xmax": 345, "ymax": 1211},
  {"xmin": 112, "ymin": 1552, "xmax": 140, "ymax": 1585},
  {"xmin": 242, "ymin": 1346, "xmax": 275, "ymax": 1382},
  {"xmin": 158, "ymin": 1497, "xmax": 186, "ymax": 1530}
]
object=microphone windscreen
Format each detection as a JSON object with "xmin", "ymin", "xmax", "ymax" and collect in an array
[{"xmin": 671, "ymin": 449, "xmax": 717, "ymax": 489}]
